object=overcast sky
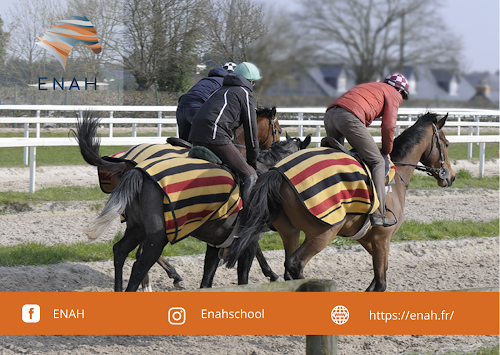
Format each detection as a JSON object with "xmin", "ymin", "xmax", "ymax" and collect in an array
[{"xmin": 0, "ymin": 0, "xmax": 498, "ymax": 73}]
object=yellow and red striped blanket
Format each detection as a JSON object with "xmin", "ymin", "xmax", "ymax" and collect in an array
[
  {"xmin": 273, "ymin": 147, "xmax": 396, "ymax": 226},
  {"xmin": 98, "ymin": 144, "xmax": 189, "ymax": 193},
  {"xmin": 136, "ymin": 156, "xmax": 242, "ymax": 244}
]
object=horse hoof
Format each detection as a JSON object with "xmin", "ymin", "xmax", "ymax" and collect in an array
[
  {"xmin": 174, "ymin": 281, "xmax": 187, "ymax": 290},
  {"xmin": 270, "ymin": 276, "xmax": 285, "ymax": 282}
]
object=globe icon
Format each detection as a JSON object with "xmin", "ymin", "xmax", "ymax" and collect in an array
[{"xmin": 331, "ymin": 305, "xmax": 349, "ymax": 325}]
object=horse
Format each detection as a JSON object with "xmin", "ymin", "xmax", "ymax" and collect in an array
[
  {"xmin": 225, "ymin": 112, "xmax": 456, "ymax": 292},
  {"xmin": 84, "ymin": 133, "xmax": 311, "ymax": 292},
  {"xmin": 73, "ymin": 107, "xmax": 283, "ymax": 289}
]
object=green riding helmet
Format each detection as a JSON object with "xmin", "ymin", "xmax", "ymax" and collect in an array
[{"xmin": 234, "ymin": 62, "xmax": 262, "ymax": 81}]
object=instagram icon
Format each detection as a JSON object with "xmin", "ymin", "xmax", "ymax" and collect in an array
[{"xmin": 168, "ymin": 307, "xmax": 186, "ymax": 325}]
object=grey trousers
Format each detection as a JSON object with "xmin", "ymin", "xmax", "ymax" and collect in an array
[{"xmin": 324, "ymin": 106, "xmax": 387, "ymax": 216}]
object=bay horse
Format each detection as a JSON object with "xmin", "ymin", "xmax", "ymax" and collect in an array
[
  {"xmin": 84, "ymin": 133, "xmax": 311, "ymax": 292},
  {"xmin": 73, "ymin": 108, "xmax": 283, "ymax": 289},
  {"xmin": 225, "ymin": 112, "xmax": 455, "ymax": 292}
]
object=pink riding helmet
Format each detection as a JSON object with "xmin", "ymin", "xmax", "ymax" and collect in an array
[{"xmin": 384, "ymin": 73, "xmax": 410, "ymax": 99}]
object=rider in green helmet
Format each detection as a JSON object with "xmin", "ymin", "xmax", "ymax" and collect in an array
[
  {"xmin": 234, "ymin": 62, "xmax": 262, "ymax": 82},
  {"xmin": 189, "ymin": 62, "xmax": 263, "ymax": 205}
]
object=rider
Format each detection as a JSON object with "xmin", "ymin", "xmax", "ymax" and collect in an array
[
  {"xmin": 188, "ymin": 62, "xmax": 262, "ymax": 205},
  {"xmin": 323, "ymin": 73, "xmax": 410, "ymax": 227},
  {"xmin": 176, "ymin": 65, "xmax": 230, "ymax": 141}
]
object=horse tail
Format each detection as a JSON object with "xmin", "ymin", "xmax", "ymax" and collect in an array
[
  {"xmin": 71, "ymin": 110, "xmax": 127, "ymax": 176},
  {"xmin": 85, "ymin": 169, "xmax": 143, "ymax": 240},
  {"xmin": 225, "ymin": 170, "xmax": 283, "ymax": 268}
]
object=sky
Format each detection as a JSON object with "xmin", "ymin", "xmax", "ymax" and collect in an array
[{"xmin": 0, "ymin": 0, "xmax": 498, "ymax": 73}]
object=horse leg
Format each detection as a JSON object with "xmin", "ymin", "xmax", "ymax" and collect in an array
[
  {"xmin": 157, "ymin": 257, "xmax": 186, "ymax": 290},
  {"xmin": 285, "ymin": 227, "xmax": 337, "ymax": 279},
  {"xmin": 112, "ymin": 225, "xmax": 143, "ymax": 292},
  {"xmin": 134, "ymin": 243, "xmax": 153, "ymax": 292},
  {"xmin": 359, "ymin": 230, "xmax": 392, "ymax": 292},
  {"xmin": 272, "ymin": 210, "xmax": 301, "ymax": 281},
  {"xmin": 255, "ymin": 244, "xmax": 283, "ymax": 282},
  {"xmin": 236, "ymin": 235, "xmax": 260, "ymax": 285},
  {"xmin": 200, "ymin": 245, "xmax": 220, "ymax": 288},
  {"xmin": 125, "ymin": 231, "xmax": 167, "ymax": 292}
]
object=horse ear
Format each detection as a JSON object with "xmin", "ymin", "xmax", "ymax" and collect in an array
[
  {"xmin": 300, "ymin": 134, "xmax": 312, "ymax": 149},
  {"xmin": 436, "ymin": 113, "xmax": 449, "ymax": 130},
  {"xmin": 271, "ymin": 106, "xmax": 276, "ymax": 117},
  {"xmin": 285, "ymin": 132, "xmax": 291, "ymax": 141}
]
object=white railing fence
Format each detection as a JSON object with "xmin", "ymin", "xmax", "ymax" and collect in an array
[{"xmin": 0, "ymin": 105, "xmax": 498, "ymax": 192}]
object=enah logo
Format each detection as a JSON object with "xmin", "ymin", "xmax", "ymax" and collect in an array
[
  {"xmin": 35, "ymin": 15, "xmax": 101, "ymax": 71},
  {"xmin": 22, "ymin": 304, "xmax": 41, "ymax": 323}
]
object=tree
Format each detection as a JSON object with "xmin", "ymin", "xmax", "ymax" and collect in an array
[
  {"xmin": 4, "ymin": 0, "xmax": 65, "ymax": 85},
  {"xmin": 0, "ymin": 15, "xmax": 9, "ymax": 74},
  {"xmin": 117, "ymin": 0, "xmax": 204, "ymax": 91},
  {"xmin": 294, "ymin": 0, "xmax": 463, "ymax": 84},
  {"xmin": 246, "ymin": 5, "xmax": 319, "ymax": 94},
  {"xmin": 64, "ymin": 0, "xmax": 124, "ymax": 79},
  {"xmin": 202, "ymin": 0, "xmax": 268, "ymax": 65}
]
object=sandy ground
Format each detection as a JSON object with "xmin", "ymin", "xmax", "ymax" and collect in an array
[{"xmin": 0, "ymin": 160, "xmax": 498, "ymax": 354}]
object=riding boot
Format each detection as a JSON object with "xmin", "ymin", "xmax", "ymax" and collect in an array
[
  {"xmin": 370, "ymin": 212, "xmax": 397, "ymax": 227},
  {"xmin": 241, "ymin": 175, "xmax": 257, "ymax": 207}
]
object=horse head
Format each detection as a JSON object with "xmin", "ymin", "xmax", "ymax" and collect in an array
[
  {"xmin": 256, "ymin": 106, "xmax": 282, "ymax": 149},
  {"xmin": 422, "ymin": 113, "xmax": 455, "ymax": 187}
]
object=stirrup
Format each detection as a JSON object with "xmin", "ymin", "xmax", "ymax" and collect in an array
[{"xmin": 370, "ymin": 215, "xmax": 397, "ymax": 227}]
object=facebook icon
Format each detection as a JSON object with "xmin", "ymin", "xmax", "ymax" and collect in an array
[{"xmin": 22, "ymin": 304, "xmax": 40, "ymax": 323}]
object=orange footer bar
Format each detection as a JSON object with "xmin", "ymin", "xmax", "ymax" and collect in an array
[{"xmin": 2, "ymin": 292, "xmax": 498, "ymax": 335}]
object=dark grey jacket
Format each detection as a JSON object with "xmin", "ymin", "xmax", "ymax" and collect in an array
[{"xmin": 188, "ymin": 73, "xmax": 259, "ymax": 167}]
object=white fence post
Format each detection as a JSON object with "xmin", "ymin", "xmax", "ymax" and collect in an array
[
  {"xmin": 298, "ymin": 112, "xmax": 303, "ymax": 137},
  {"xmin": 23, "ymin": 122, "xmax": 29, "ymax": 165},
  {"xmin": 479, "ymin": 142, "xmax": 485, "ymax": 178},
  {"xmin": 109, "ymin": 111, "xmax": 114, "ymax": 137},
  {"xmin": 157, "ymin": 111, "xmax": 162, "ymax": 137},
  {"xmin": 468, "ymin": 126, "xmax": 473, "ymax": 158}
]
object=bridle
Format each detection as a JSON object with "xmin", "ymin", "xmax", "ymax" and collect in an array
[
  {"xmin": 234, "ymin": 113, "xmax": 280, "ymax": 149},
  {"xmin": 393, "ymin": 122, "xmax": 450, "ymax": 187},
  {"xmin": 261, "ymin": 114, "xmax": 280, "ymax": 147}
]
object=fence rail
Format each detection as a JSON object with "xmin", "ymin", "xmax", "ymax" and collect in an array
[{"xmin": 0, "ymin": 105, "xmax": 498, "ymax": 192}]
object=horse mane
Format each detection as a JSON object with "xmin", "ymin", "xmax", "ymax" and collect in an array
[
  {"xmin": 257, "ymin": 139, "xmax": 296, "ymax": 169},
  {"xmin": 256, "ymin": 106, "xmax": 273, "ymax": 118},
  {"xmin": 390, "ymin": 112, "xmax": 439, "ymax": 161}
]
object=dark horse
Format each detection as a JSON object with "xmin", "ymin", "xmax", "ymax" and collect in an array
[
  {"xmin": 74, "ymin": 108, "xmax": 283, "ymax": 289},
  {"xmin": 84, "ymin": 133, "xmax": 311, "ymax": 291},
  {"xmin": 226, "ymin": 112, "xmax": 456, "ymax": 292}
]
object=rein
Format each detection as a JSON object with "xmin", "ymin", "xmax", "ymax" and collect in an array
[{"xmin": 393, "ymin": 122, "xmax": 450, "ymax": 186}]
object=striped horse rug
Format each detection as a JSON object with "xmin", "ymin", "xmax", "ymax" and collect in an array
[
  {"xmin": 98, "ymin": 143, "xmax": 189, "ymax": 193},
  {"xmin": 273, "ymin": 147, "xmax": 396, "ymax": 226},
  {"xmin": 136, "ymin": 156, "xmax": 242, "ymax": 244}
]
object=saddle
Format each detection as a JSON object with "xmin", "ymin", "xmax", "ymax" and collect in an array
[{"xmin": 166, "ymin": 137, "xmax": 193, "ymax": 149}]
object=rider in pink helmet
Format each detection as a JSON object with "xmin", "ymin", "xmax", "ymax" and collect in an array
[{"xmin": 324, "ymin": 73, "xmax": 409, "ymax": 227}]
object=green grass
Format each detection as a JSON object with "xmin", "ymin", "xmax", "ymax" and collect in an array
[
  {"xmin": 0, "ymin": 240, "xmax": 115, "ymax": 266},
  {"xmin": 0, "ymin": 218, "xmax": 497, "ymax": 267},
  {"xmin": 407, "ymin": 170, "xmax": 499, "ymax": 190},
  {"xmin": 0, "ymin": 186, "xmax": 106, "ymax": 207},
  {"xmin": 406, "ymin": 345, "xmax": 499, "ymax": 355}
]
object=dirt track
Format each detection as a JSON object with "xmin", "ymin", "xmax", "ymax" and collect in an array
[{"xmin": 0, "ymin": 161, "xmax": 498, "ymax": 354}]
